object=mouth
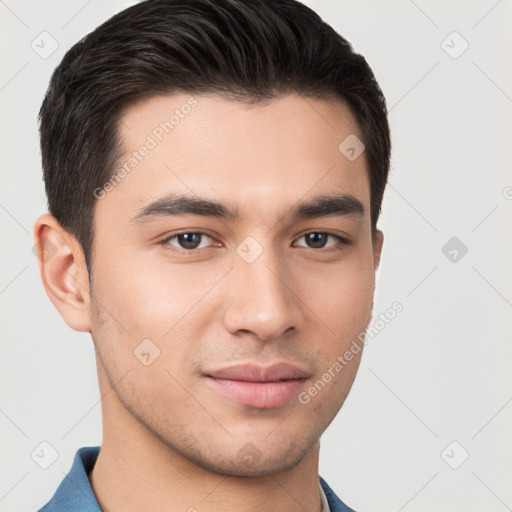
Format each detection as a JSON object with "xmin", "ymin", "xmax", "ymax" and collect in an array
[{"xmin": 205, "ymin": 362, "xmax": 309, "ymax": 409}]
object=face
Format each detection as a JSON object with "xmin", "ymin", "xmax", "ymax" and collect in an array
[{"xmin": 87, "ymin": 92, "xmax": 382, "ymax": 476}]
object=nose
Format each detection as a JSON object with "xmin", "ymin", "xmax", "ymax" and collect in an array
[{"xmin": 223, "ymin": 246, "xmax": 302, "ymax": 342}]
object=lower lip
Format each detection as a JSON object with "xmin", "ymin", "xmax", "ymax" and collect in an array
[{"xmin": 206, "ymin": 377, "xmax": 306, "ymax": 408}]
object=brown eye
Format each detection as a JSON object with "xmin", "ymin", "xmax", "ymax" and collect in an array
[
  {"xmin": 304, "ymin": 232, "xmax": 328, "ymax": 248},
  {"xmin": 163, "ymin": 232, "xmax": 214, "ymax": 250}
]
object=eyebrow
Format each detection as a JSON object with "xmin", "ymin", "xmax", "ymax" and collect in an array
[{"xmin": 130, "ymin": 192, "xmax": 365, "ymax": 223}]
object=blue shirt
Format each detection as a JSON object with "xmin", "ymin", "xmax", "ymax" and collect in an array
[{"xmin": 37, "ymin": 446, "xmax": 355, "ymax": 512}]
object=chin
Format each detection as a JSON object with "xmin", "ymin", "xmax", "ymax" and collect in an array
[
  {"xmin": 169, "ymin": 435, "xmax": 315, "ymax": 477},
  {"xmin": 199, "ymin": 448, "xmax": 309, "ymax": 477}
]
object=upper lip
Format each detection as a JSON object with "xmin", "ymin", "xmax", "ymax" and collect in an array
[{"xmin": 206, "ymin": 362, "xmax": 309, "ymax": 382}]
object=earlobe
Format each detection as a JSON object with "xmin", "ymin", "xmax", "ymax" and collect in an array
[
  {"xmin": 33, "ymin": 213, "xmax": 92, "ymax": 333},
  {"xmin": 372, "ymin": 229, "xmax": 384, "ymax": 271}
]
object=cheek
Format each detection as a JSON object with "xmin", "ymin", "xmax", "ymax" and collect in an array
[
  {"xmin": 307, "ymin": 255, "xmax": 375, "ymax": 338},
  {"xmin": 91, "ymin": 247, "xmax": 195, "ymax": 329},
  {"xmin": 89, "ymin": 252, "xmax": 216, "ymax": 376}
]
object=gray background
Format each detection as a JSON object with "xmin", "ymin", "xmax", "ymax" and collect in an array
[{"xmin": 1, "ymin": 1, "xmax": 511, "ymax": 511}]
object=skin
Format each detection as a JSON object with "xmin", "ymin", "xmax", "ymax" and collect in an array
[{"xmin": 34, "ymin": 93, "xmax": 383, "ymax": 512}]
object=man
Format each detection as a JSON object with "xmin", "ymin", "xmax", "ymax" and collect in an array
[{"xmin": 33, "ymin": 0, "xmax": 391, "ymax": 510}]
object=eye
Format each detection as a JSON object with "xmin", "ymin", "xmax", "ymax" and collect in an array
[
  {"xmin": 162, "ymin": 231, "xmax": 215, "ymax": 250},
  {"xmin": 160, "ymin": 230, "xmax": 350, "ymax": 253},
  {"xmin": 294, "ymin": 232, "xmax": 348, "ymax": 250}
]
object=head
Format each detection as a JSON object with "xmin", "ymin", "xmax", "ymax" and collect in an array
[{"xmin": 35, "ymin": 0, "xmax": 390, "ymax": 477}]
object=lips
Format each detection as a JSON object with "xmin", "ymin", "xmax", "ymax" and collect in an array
[
  {"xmin": 207, "ymin": 362, "xmax": 309, "ymax": 382},
  {"xmin": 205, "ymin": 363, "xmax": 309, "ymax": 408}
]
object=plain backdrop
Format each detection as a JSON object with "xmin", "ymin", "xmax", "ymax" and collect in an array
[{"xmin": 1, "ymin": 1, "xmax": 511, "ymax": 511}]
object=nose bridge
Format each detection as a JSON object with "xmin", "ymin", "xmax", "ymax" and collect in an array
[{"xmin": 223, "ymin": 236, "xmax": 299, "ymax": 340}]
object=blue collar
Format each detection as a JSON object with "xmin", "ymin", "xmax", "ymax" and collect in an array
[{"xmin": 38, "ymin": 446, "xmax": 355, "ymax": 512}]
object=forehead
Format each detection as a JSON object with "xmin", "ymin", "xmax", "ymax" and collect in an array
[{"xmin": 98, "ymin": 92, "xmax": 370, "ymax": 222}]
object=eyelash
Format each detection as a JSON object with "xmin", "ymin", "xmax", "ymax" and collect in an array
[{"xmin": 159, "ymin": 230, "xmax": 351, "ymax": 254}]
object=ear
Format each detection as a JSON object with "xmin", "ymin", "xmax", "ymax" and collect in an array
[
  {"xmin": 33, "ymin": 213, "xmax": 92, "ymax": 332},
  {"xmin": 372, "ymin": 229, "xmax": 384, "ymax": 271}
]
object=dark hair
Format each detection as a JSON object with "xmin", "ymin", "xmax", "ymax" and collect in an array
[{"xmin": 39, "ymin": 0, "xmax": 391, "ymax": 275}]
